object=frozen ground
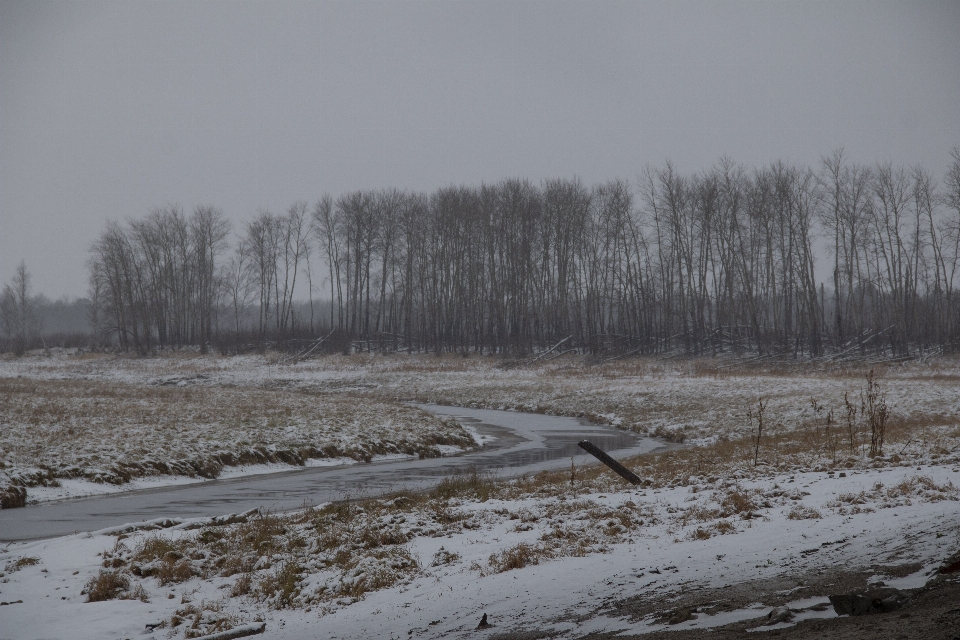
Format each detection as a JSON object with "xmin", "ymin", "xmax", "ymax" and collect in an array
[
  {"xmin": 0, "ymin": 352, "xmax": 481, "ymax": 504},
  {"xmin": 1, "ymin": 350, "xmax": 959, "ymax": 638},
  {"xmin": 3, "ymin": 349, "xmax": 959, "ymax": 506},
  {"xmin": 0, "ymin": 463, "xmax": 957, "ymax": 639},
  {"xmin": 22, "ymin": 457, "xmax": 362, "ymax": 504}
]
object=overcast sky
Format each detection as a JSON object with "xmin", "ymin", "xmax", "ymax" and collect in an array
[{"xmin": 2, "ymin": 0, "xmax": 959, "ymax": 299}]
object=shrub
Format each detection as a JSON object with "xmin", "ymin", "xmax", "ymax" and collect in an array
[
  {"xmin": 0, "ymin": 485, "xmax": 27, "ymax": 509},
  {"xmin": 134, "ymin": 536, "xmax": 179, "ymax": 562},
  {"xmin": 863, "ymin": 370, "xmax": 888, "ymax": 458},
  {"xmin": 258, "ymin": 561, "xmax": 302, "ymax": 609},
  {"xmin": 156, "ymin": 557, "xmax": 194, "ymax": 586},
  {"xmin": 231, "ymin": 572, "xmax": 252, "ymax": 597},
  {"xmin": 714, "ymin": 520, "xmax": 736, "ymax": 534},
  {"xmin": 720, "ymin": 490, "xmax": 758, "ymax": 516}
]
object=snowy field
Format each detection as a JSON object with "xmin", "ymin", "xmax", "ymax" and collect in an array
[
  {"xmin": 1, "ymin": 350, "xmax": 959, "ymax": 638},
  {"xmin": 1, "ymin": 463, "xmax": 957, "ymax": 639},
  {"xmin": 0, "ymin": 352, "xmax": 478, "ymax": 505},
  {"xmin": 4, "ymin": 349, "xmax": 959, "ymax": 502}
]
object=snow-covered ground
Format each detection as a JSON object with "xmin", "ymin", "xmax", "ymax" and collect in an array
[
  {"xmin": 1, "ymin": 350, "xmax": 959, "ymax": 638},
  {"xmin": 0, "ymin": 351, "xmax": 481, "ymax": 504},
  {"xmin": 4, "ymin": 349, "xmax": 959, "ymax": 506},
  {"xmin": 22, "ymin": 457, "xmax": 364, "ymax": 504},
  {"xmin": 0, "ymin": 463, "xmax": 956, "ymax": 639}
]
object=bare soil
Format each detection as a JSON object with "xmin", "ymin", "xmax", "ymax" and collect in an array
[{"xmin": 490, "ymin": 557, "xmax": 960, "ymax": 640}]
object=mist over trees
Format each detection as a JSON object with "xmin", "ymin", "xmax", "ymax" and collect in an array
[
  {"xmin": 0, "ymin": 261, "xmax": 38, "ymax": 355},
  {"xmin": 69, "ymin": 149, "xmax": 960, "ymax": 359},
  {"xmin": 0, "ymin": 260, "xmax": 98, "ymax": 354}
]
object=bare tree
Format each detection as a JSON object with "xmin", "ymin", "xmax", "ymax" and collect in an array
[
  {"xmin": 940, "ymin": 147, "xmax": 960, "ymax": 346},
  {"xmin": 222, "ymin": 239, "xmax": 254, "ymax": 338},
  {"xmin": 191, "ymin": 206, "xmax": 231, "ymax": 350},
  {"xmin": 81, "ymin": 147, "xmax": 960, "ymax": 357},
  {"xmin": 313, "ymin": 195, "xmax": 342, "ymax": 331},
  {"xmin": 243, "ymin": 210, "xmax": 280, "ymax": 341},
  {"xmin": 0, "ymin": 261, "xmax": 38, "ymax": 355},
  {"xmin": 275, "ymin": 202, "xmax": 310, "ymax": 336}
]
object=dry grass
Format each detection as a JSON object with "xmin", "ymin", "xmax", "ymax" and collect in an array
[
  {"xmin": 83, "ymin": 569, "xmax": 148, "ymax": 602},
  {"xmin": 168, "ymin": 600, "xmax": 246, "ymax": 638},
  {"xmin": 4, "ymin": 352, "xmax": 959, "ymax": 622},
  {"xmin": 824, "ymin": 474, "xmax": 958, "ymax": 515},
  {"xmin": 93, "ymin": 428, "xmax": 957, "ymax": 616},
  {"xmin": 787, "ymin": 505, "xmax": 822, "ymax": 520},
  {"xmin": 430, "ymin": 469, "xmax": 497, "ymax": 502},
  {"xmin": 488, "ymin": 542, "xmax": 547, "ymax": 572},
  {"xmin": 3, "ymin": 556, "xmax": 39, "ymax": 573},
  {"xmin": 124, "ymin": 535, "xmax": 196, "ymax": 585},
  {"xmin": 720, "ymin": 489, "xmax": 760, "ymax": 515},
  {"xmin": 690, "ymin": 527, "xmax": 713, "ymax": 540},
  {"xmin": 430, "ymin": 547, "xmax": 460, "ymax": 566},
  {"xmin": 3, "ymin": 353, "xmax": 957, "ymax": 502},
  {"xmin": 677, "ymin": 488, "xmax": 761, "ymax": 529},
  {"xmin": 257, "ymin": 560, "xmax": 303, "ymax": 608},
  {"xmin": 358, "ymin": 355, "xmax": 960, "ymax": 471},
  {"xmin": 98, "ymin": 466, "xmax": 658, "ymax": 612},
  {"xmin": 102, "ymin": 497, "xmax": 430, "ymax": 613},
  {"xmin": 886, "ymin": 475, "xmax": 956, "ymax": 500},
  {"xmin": 0, "ymin": 374, "xmax": 474, "ymax": 491}
]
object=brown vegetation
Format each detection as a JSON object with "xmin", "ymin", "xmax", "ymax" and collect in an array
[{"xmin": 0, "ymin": 373, "xmax": 474, "ymax": 492}]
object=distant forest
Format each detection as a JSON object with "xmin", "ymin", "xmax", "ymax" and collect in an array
[{"xmin": 5, "ymin": 148, "xmax": 960, "ymax": 360}]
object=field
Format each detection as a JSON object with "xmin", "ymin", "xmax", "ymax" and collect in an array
[
  {"xmin": 1, "ymin": 350, "xmax": 959, "ymax": 639},
  {"xmin": 0, "ymin": 353, "xmax": 477, "ymax": 504}
]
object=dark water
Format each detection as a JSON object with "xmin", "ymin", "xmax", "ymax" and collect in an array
[{"xmin": 0, "ymin": 405, "xmax": 666, "ymax": 542}]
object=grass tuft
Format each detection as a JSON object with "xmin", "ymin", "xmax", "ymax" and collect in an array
[
  {"xmin": 488, "ymin": 542, "xmax": 549, "ymax": 573},
  {"xmin": 787, "ymin": 505, "xmax": 822, "ymax": 520},
  {"xmin": 84, "ymin": 570, "xmax": 131, "ymax": 602},
  {"xmin": 431, "ymin": 469, "xmax": 496, "ymax": 502},
  {"xmin": 3, "ymin": 556, "xmax": 39, "ymax": 573}
]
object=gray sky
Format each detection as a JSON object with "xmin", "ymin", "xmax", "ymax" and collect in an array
[{"xmin": 2, "ymin": 0, "xmax": 959, "ymax": 299}]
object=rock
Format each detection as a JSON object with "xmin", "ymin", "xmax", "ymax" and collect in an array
[
  {"xmin": 766, "ymin": 606, "xmax": 794, "ymax": 625},
  {"xmin": 667, "ymin": 607, "xmax": 697, "ymax": 624},
  {"xmin": 877, "ymin": 592, "xmax": 909, "ymax": 613},
  {"xmin": 829, "ymin": 590, "xmax": 908, "ymax": 616},
  {"xmin": 940, "ymin": 559, "xmax": 960, "ymax": 575},
  {"xmin": 830, "ymin": 594, "xmax": 877, "ymax": 616}
]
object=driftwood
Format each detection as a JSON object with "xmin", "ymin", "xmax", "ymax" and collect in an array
[
  {"xmin": 190, "ymin": 622, "xmax": 266, "ymax": 640},
  {"xmin": 577, "ymin": 440, "xmax": 644, "ymax": 485},
  {"xmin": 525, "ymin": 336, "xmax": 573, "ymax": 364}
]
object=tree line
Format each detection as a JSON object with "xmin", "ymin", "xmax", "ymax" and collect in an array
[{"xmin": 62, "ymin": 148, "xmax": 960, "ymax": 357}]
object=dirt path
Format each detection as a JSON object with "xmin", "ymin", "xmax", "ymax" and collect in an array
[{"xmin": 489, "ymin": 560, "xmax": 960, "ymax": 640}]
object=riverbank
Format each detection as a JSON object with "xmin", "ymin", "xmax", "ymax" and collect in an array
[{"xmin": 1, "ymin": 350, "xmax": 958, "ymax": 638}]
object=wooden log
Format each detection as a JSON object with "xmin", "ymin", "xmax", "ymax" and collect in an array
[
  {"xmin": 191, "ymin": 622, "xmax": 266, "ymax": 640},
  {"xmin": 577, "ymin": 440, "xmax": 644, "ymax": 485}
]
